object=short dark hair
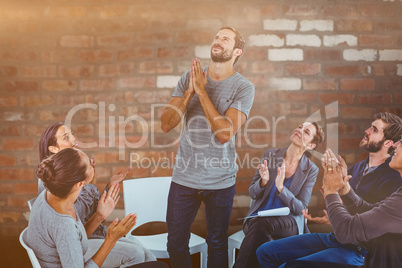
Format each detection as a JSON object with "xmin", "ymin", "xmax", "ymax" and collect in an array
[
  {"xmin": 373, "ymin": 112, "xmax": 402, "ymax": 154},
  {"xmin": 305, "ymin": 121, "xmax": 325, "ymax": 158},
  {"xmin": 39, "ymin": 122, "xmax": 63, "ymax": 162},
  {"xmin": 219, "ymin": 26, "xmax": 246, "ymax": 65},
  {"xmin": 37, "ymin": 148, "xmax": 87, "ymax": 198}
]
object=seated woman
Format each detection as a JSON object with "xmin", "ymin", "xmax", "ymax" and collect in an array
[
  {"xmin": 37, "ymin": 122, "xmax": 157, "ymax": 267},
  {"xmin": 233, "ymin": 122, "xmax": 325, "ymax": 268},
  {"xmin": 26, "ymin": 148, "xmax": 137, "ymax": 267}
]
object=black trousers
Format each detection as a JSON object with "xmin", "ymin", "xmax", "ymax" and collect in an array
[{"xmin": 233, "ymin": 215, "xmax": 298, "ymax": 268}]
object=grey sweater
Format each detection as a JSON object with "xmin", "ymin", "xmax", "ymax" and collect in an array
[
  {"xmin": 26, "ymin": 190, "xmax": 99, "ymax": 268},
  {"xmin": 325, "ymin": 187, "xmax": 402, "ymax": 244}
]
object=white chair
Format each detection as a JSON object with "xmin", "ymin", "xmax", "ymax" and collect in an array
[
  {"xmin": 28, "ymin": 197, "xmax": 37, "ymax": 211},
  {"xmin": 123, "ymin": 177, "xmax": 208, "ymax": 268},
  {"xmin": 228, "ymin": 229, "xmax": 245, "ymax": 268},
  {"xmin": 19, "ymin": 227, "xmax": 41, "ymax": 268},
  {"xmin": 228, "ymin": 209, "xmax": 309, "ymax": 268}
]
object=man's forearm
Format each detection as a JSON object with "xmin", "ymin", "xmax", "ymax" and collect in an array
[
  {"xmin": 197, "ymin": 90, "xmax": 233, "ymax": 143},
  {"xmin": 161, "ymin": 90, "xmax": 194, "ymax": 133}
]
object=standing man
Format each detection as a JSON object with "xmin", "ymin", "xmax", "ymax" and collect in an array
[{"xmin": 161, "ymin": 26, "xmax": 255, "ymax": 268}]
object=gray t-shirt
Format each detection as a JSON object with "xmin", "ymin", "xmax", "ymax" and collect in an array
[
  {"xmin": 172, "ymin": 68, "xmax": 254, "ymax": 189},
  {"xmin": 26, "ymin": 191, "xmax": 98, "ymax": 268}
]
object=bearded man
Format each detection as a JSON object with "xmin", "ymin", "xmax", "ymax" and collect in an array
[{"xmin": 161, "ymin": 27, "xmax": 255, "ymax": 268}]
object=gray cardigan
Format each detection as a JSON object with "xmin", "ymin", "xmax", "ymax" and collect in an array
[
  {"xmin": 246, "ymin": 147, "xmax": 318, "ymax": 234},
  {"xmin": 26, "ymin": 191, "xmax": 99, "ymax": 268}
]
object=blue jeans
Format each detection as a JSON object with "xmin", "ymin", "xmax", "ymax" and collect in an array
[
  {"xmin": 166, "ymin": 182, "xmax": 236, "ymax": 268},
  {"xmin": 256, "ymin": 233, "xmax": 367, "ymax": 268}
]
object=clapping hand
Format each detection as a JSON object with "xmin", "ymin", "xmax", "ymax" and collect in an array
[
  {"xmin": 259, "ymin": 160, "xmax": 270, "ymax": 186},
  {"xmin": 108, "ymin": 168, "xmax": 130, "ymax": 188},
  {"xmin": 275, "ymin": 163, "xmax": 286, "ymax": 193},
  {"xmin": 302, "ymin": 209, "xmax": 330, "ymax": 226},
  {"xmin": 97, "ymin": 184, "xmax": 120, "ymax": 221},
  {"xmin": 106, "ymin": 213, "xmax": 137, "ymax": 242},
  {"xmin": 321, "ymin": 149, "xmax": 349, "ymax": 197}
]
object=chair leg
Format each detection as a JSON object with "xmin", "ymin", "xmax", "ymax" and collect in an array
[
  {"xmin": 228, "ymin": 246, "xmax": 235, "ymax": 268},
  {"xmin": 200, "ymin": 244, "xmax": 208, "ymax": 268}
]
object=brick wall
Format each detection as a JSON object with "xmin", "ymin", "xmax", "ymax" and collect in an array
[{"xmin": 1, "ymin": 0, "xmax": 401, "ymax": 241}]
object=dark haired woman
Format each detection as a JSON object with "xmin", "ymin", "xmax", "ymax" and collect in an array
[
  {"xmin": 37, "ymin": 123, "xmax": 157, "ymax": 267},
  {"xmin": 27, "ymin": 148, "xmax": 137, "ymax": 267},
  {"xmin": 233, "ymin": 122, "xmax": 325, "ymax": 268}
]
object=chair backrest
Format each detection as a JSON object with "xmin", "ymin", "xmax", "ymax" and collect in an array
[
  {"xmin": 19, "ymin": 227, "xmax": 41, "ymax": 268},
  {"xmin": 28, "ymin": 197, "xmax": 37, "ymax": 211},
  {"xmin": 123, "ymin": 177, "xmax": 172, "ymax": 230}
]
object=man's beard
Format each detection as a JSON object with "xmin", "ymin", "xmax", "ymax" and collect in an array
[
  {"xmin": 211, "ymin": 45, "xmax": 233, "ymax": 63},
  {"xmin": 360, "ymin": 137, "xmax": 384, "ymax": 153}
]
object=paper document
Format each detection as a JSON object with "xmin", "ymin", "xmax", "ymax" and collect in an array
[{"xmin": 238, "ymin": 207, "xmax": 290, "ymax": 220}]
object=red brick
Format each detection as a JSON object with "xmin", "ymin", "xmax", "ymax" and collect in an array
[
  {"xmin": 59, "ymin": 65, "xmax": 95, "ymax": 78},
  {"xmin": 99, "ymin": 63, "xmax": 134, "ymax": 76},
  {"xmin": 1, "ymin": 139, "xmax": 35, "ymax": 151},
  {"xmin": 0, "ymin": 126, "xmax": 21, "ymax": 136},
  {"xmin": 117, "ymin": 47, "xmax": 154, "ymax": 60},
  {"xmin": 0, "ymin": 96, "xmax": 18, "ymax": 107},
  {"xmin": 285, "ymin": 63, "xmax": 321, "ymax": 75},
  {"xmin": 321, "ymin": 5, "xmax": 358, "ymax": 17},
  {"xmin": 151, "ymin": 166, "xmax": 173, "ymax": 177},
  {"xmin": 0, "ymin": 184, "xmax": 13, "ymax": 194},
  {"xmin": 79, "ymin": 79, "xmax": 115, "ymax": 91},
  {"xmin": 60, "ymin": 35, "xmax": 94, "ymax": 47},
  {"xmin": 243, "ymin": 47, "xmax": 268, "ymax": 61},
  {"xmin": 44, "ymin": 6, "xmax": 87, "ymax": 18},
  {"xmin": 14, "ymin": 183, "xmax": 37, "ymax": 194},
  {"xmin": 360, "ymin": 64, "xmax": 396, "ymax": 76},
  {"xmin": 273, "ymin": 103, "xmax": 307, "ymax": 116},
  {"xmin": 20, "ymin": 66, "xmax": 57, "ymax": 77},
  {"xmin": 303, "ymin": 79, "xmax": 337, "ymax": 90},
  {"xmin": 261, "ymin": 4, "xmax": 282, "ymax": 15},
  {"xmin": 157, "ymin": 46, "xmax": 191, "ymax": 59},
  {"xmin": 360, "ymin": 4, "xmax": 394, "ymax": 17},
  {"xmin": 41, "ymin": 50, "xmax": 77, "ymax": 63},
  {"xmin": 7, "ymin": 195, "xmax": 30, "ymax": 208},
  {"xmin": 42, "ymin": 80, "xmax": 77, "ymax": 91},
  {"xmin": 359, "ymin": 35, "xmax": 393, "ymax": 47},
  {"xmin": 176, "ymin": 31, "xmax": 211, "ymax": 44},
  {"xmin": 0, "ymin": 154, "xmax": 16, "ymax": 166},
  {"xmin": 97, "ymin": 35, "xmax": 132, "ymax": 47},
  {"xmin": 79, "ymin": 50, "xmax": 114, "ymax": 62},
  {"xmin": 56, "ymin": 94, "xmax": 92, "ymax": 106},
  {"xmin": 2, "ymin": 51, "xmax": 38, "ymax": 61},
  {"xmin": 0, "ymin": 168, "xmax": 34, "ymax": 180},
  {"xmin": 339, "ymin": 123, "xmax": 357, "ymax": 135},
  {"xmin": 305, "ymin": 50, "xmax": 342, "ymax": 61},
  {"xmin": 325, "ymin": 65, "xmax": 358, "ymax": 77},
  {"xmin": 398, "ymin": 36, "xmax": 402, "ymax": 47},
  {"xmin": 341, "ymin": 79, "xmax": 375, "ymax": 91},
  {"xmin": 339, "ymin": 138, "xmax": 362, "ymax": 150},
  {"xmin": 248, "ymin": 75, "xmax": 269, "ymax": 87},
  {"xmin": 0, "ymin": 211, "xmax": 22, "ymax": 223},
  {"xmin": 38, "ymin": 110, "xmax": 68, "ymax": 121},
  {"xmin": 279, "ymin": 92, "xmax": 317, "ymax": 102},
  {"xmin": 341, "ymin": 107, "xmax": 375, "ymax": 119},
  {"xmin": 138, "ymin": 61, "xmax": 173, "ymax": 74},
  {"xmin": 336, "ymin": 20, "xmax": 373, "ymax": 32},
  {"xmin": 355, "ymin": 94, "xmax": 392, "ymax": 105},
  {"xmin": 4, "ymin": 81, "xmax": 38, "ymax": 92},
  {"xmin": 283, "ymin": 4, "xmax": 319, "ymax": 16},
  {"xmin": 318, "ymin": 93, "xmax": 354, "ymax": 105},
  {"xmin": 376, "ymin": 22, "xmax": 402, "ymax": 32},
  {"xmin": 118, "ymin": 76, "xmax": 156, "ymax": 88},
  {"xmin": 251, "ymin": 62, "xmax": 283, "ymax": 75},
  {"xmin": 378, "ymin": 107, "xmax": 402, "ymax": 115},
  {"xmin": 395, "ymin": 93, "xmax": 402, "ymax": 104},
  {"xmin": 20, "ymin": 95, "xmax": 54, "ymax": 107},
  {"xmin": 135, "ymin": 32, "xmax": 174, "ymax": 44},
  {"xmin": 98, "ymin": 5, "xmax": 128, "ymax": 18},
  {"xmin": 0, "ymin": 66, "xmax": 17, "ymax": 77}
]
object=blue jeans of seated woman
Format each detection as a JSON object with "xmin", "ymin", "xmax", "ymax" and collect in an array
[
  {"xmin": 166, "ymin": 182, "xmax": 236, "ymax": 268},
  {"xmin": 256, "ymin": 233, "xmax": 366, "ymax": 268}
]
